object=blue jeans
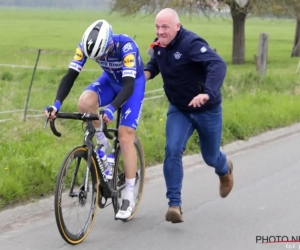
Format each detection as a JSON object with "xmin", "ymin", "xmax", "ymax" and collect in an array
[{"xmin": 164, "ymin": 104, "xmax": 229, "ymax": 207}]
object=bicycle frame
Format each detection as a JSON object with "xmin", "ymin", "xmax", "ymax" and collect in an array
[
  {"xmin": 91, "ymin": 109, "xmax": 126, "ymax": 199},
  {"xmin": 44, "ymin": 108, "xmax": 126, "ymax": 204}
]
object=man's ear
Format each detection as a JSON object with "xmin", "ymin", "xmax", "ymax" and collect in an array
[{"xmin": 176, "ymin": 23, "xmax": 181, "ymax": 31}]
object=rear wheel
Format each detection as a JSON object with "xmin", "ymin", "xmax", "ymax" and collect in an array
[
  {"xmin": 112, "ymin": 136, "xmax": 146, "ymax": 221},
  {"xmin": 54, "ymin": 146, "xmax": 99, "ymax": 245}
]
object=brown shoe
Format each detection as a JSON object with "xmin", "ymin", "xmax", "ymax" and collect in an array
[
  {"xmin": 165, "ymin": 206, "xmax": 183, "ymax": 223},
  {"xmin": 219, "ymin": 159, "xmax": 234, "ymax": 198}
]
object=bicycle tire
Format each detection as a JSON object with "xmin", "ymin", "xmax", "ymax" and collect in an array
[
  {"xmin": 112, "ymin": 136, "xmax": 145, "ymax": 221},
  {"xmin": 54, "ymin": 146, "xmax": 99, "ymax": 245}
]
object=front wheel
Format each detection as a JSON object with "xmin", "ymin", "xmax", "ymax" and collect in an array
[
  {"xmin": 54, "ymin": 146, "xmax": 99, "ymax": 245},
  {"xmin": 112, "ymin": 136, "xmax": 146, "ymax": 221}
]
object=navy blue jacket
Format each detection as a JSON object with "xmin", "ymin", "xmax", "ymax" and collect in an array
[{"xmin": 144, "ymin": 26, "xmax": 227, "ymax": 112}]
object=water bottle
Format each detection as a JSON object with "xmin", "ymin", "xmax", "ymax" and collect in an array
[
  {"xmin": 107, "ymin": 153, "xmax": 115, "ymax": 167},
  {"xmin": 107, "ymin": 153, "xmax": 115, "ymax": 178},
  {"xmin": 97, "ymin": 148, "xmax": 112, "ymax": 180}
]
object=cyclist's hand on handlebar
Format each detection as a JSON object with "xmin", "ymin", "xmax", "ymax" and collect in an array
[
  {"xmin": 44, "ymin": 106, "xmax": 57, "ymax": 121},
  {"xmin": 103, "ymin": 104, "xmax": 115, "ymax": 124},
  {"xmin": 44, "ymin": 100, "xmax": 61, "ymax": 121}
]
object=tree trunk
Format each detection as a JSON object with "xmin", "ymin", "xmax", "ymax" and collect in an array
[
  {"xmin": 231, "ymin": 8, "xmax": 247, "ymax": 64},
  {"xmin": 291, "ymin": 18, "xmax": 300, "ymax": 57}
]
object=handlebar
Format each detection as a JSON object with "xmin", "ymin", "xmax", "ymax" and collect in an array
[{"xmin": 44, "ymin": 109, "xmax": 113, "ymax": 139}]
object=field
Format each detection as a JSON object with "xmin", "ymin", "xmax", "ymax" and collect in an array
[{"xmin": 1, "ymin": 8, "xmax": 300, "ymax": 209}]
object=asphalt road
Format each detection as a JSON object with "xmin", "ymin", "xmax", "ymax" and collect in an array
[{"xmin": 1, "ymin": 124, "xmax": 300, "ymax": 250}]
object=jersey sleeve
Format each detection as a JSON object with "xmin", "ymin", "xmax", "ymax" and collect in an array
[
  {"xmin": 69, "ymin": 42, "xmax": 87, "ymax": 73},
  {"xmin": 121, "ymin": 41, "xmax": 138, "ymax": 79}
]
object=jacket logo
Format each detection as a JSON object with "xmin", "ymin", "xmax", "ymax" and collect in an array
[
  {"xmin": 174, "ymin": 52, "xmax": 182, "ymax": 59},
  {"xmin": 200, "ymin": 46, "xmax": 207, "ymax": 53}
]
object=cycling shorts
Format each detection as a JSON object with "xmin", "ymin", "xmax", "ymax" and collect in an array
[{"xmin": 85, "ymin": 73, "xmax": 145, "ymax": 130}]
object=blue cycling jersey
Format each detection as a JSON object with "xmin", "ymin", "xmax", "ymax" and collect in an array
[{"xmin": 69, "ymin": 34, "xmax": 144, "ymax": 85}]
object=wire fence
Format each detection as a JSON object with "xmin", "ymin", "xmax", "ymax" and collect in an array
[
  {"xmin": 0, "ymin": 48, "xmax": 166, "ymax": 123},
  {"xmin": 0, "ymin": 90, "xmax": 166, "ymax": 123},
  {"xmin": 0, "ymin": 63, "xmax": 100, "ymax": 72}
]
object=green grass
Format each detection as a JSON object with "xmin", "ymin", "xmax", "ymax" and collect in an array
[{"xmin": 1, "ymin": 8, "xmax": 300, "ymax": 209}]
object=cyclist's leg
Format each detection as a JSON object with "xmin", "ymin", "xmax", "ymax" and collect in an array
[
  {"xmin": 115, "ymin": 78, "xmax": 145, "ymax": 219},
  {"xmin": 78, "ymin": 73, "xmax": 116, "ymax": 150},
  {"xmin": 78, "ymin": 72, "xmax": 116, "ymax": 112}
]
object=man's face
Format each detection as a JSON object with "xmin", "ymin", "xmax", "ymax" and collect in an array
[{"xmin": 155, "ymin": 16, "xmax": 180, "ymax": 47}]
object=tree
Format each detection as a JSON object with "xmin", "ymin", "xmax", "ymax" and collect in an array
[
  {"xmin": 292, "ymin": 19, "xmax": 300, "ymax": 57},
  {"xmin": 264, "ymin": 0, "xmax": 300, "ymax": 57},
  {"xmin": 110, "ymin": 0, "xmax": 268, "ymax": 65},
  {"xmin": 278, "ymin": 1, "xmax": 300, "ymax": 57},
  {"xmin": 223, "ymin": 0, "xmax": 249, "ymax": 64}
]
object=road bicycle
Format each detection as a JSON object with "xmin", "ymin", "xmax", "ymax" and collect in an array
[{"xmin": 44, "ymin": 108, "xmax": 145, "ymax": 245}]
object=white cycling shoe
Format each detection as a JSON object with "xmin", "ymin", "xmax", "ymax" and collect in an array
[{"xmin": 115, "ymin": 199, "xmax": 135, "ymax": 220}]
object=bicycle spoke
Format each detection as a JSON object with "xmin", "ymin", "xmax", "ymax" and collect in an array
[{"xmin": 54, "ymin": 147, "xmax": 98, "ymax": 244}]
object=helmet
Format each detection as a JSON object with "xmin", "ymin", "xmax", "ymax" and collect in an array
[{"xmin": 82, "ymin": 19, "xmax": 113, "ymax": 60}]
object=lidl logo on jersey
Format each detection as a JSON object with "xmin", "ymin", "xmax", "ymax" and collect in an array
[
  {"xmin": 73, "ymin": 48, "xmax": 84, "ymax": 61},
  {"xmin": 123, "ymin": 54, "xmax": 135, "ymax": 68}
]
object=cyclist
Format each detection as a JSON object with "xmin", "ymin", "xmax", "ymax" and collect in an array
[{"xmin": 44, "ymin": 19, "xmax": 146, "ymax": 220}]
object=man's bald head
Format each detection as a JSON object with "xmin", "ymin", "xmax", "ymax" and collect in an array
[
  {"xmin": 155, "ymin": 8, "xmax": 181, "ymax": 46},
  {"xmin": 156, "ymin": 8, "xmax": 180, "ymax": 24}
]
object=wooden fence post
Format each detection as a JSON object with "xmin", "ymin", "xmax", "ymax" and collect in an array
[
  {"xmin": 257, "ymin": 33, "xmax": 269, "ymax": 76},
  {"xmin": 296, "ymin": 60, "xmax": 300, "ymax": 74}
]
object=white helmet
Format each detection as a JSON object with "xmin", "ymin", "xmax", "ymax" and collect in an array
[{"xmin": 82, "ymin": 19, "xmax": 113, "ymax": 59}]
